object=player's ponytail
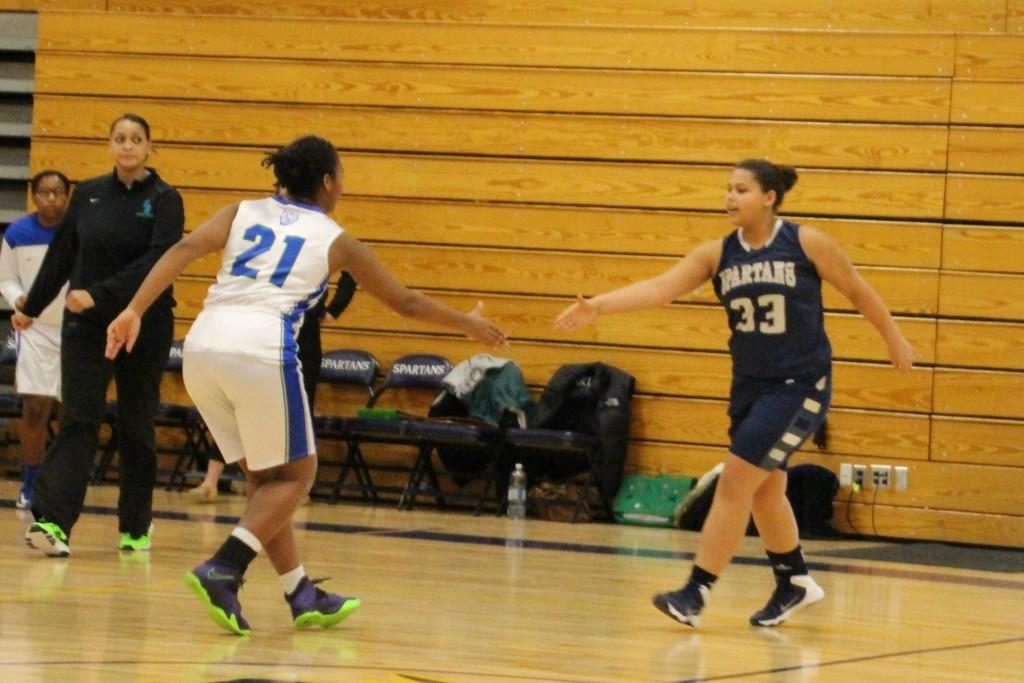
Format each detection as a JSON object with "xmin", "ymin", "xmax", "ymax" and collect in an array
[
  {"xmin": 263, "ymin": 135, "xmax": 340, "ymax": 204},
  {"xmin": 735, "ymin": 159, "xmax": 799, "ymax": 209}
]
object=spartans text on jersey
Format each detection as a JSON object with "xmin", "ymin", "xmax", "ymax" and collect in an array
[{"xmin": 717, "ymin": 260, "xmax": 797, "ymax": 296}]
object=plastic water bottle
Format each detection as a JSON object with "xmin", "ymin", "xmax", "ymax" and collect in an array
[{"xmin": 507, "ymin": 463, "xmax": 527, "ymax": 519}]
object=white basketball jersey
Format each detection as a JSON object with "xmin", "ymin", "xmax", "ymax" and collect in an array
[{"xmin": 187, "ymin": 196, "xmax": 342, "ymax": 361}]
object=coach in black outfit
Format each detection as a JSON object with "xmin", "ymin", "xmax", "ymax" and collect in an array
[{"xmin": 17, "ymin": 113, "xmax": 183, "ymax": 556}]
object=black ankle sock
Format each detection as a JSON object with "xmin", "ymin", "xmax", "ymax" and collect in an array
[
  {"xmin": 688, "ymin": 564, "xmax": 718, "ymax": 591},
  {"xmin": 212, "ymin": 536, "xmax": 258, "ymax": 575},
  {"xmin": 766, "ymin": 545, "xmax": 807, "ymax": 581}
]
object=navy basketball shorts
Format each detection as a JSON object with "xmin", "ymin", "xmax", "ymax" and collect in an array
[{"xmin": 727, "ymin": 372, "xmax": 832, "ymax": 471}]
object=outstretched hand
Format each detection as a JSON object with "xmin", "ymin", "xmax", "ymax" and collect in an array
[
  {"xmin": 888, "ymin": 336, "xmax": 916, "ymax": 372},
  {"xmin": 465, "ymin": 301, "xmax": 508, "ymax": 349},
  {"xmin": 106, "ymin": 309, "xmax": 142, "ymax": 359},
  {"xmin": 553, "ymin": 294, "xmax": 598, "ymax": 332}
]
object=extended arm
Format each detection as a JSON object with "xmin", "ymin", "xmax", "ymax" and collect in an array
[
  {"xmin": 105, "ymin": 204, "xmax": 238, "ymax": 357},
  {"xmin": 800, "ymin": 226, "xmax": 914, "ymax": 370},
  {"xmin": 553, "ymin": 239, "xmax": 721, "ymax": 330},
  {"xmin": 23, "ymin": 194, "xmax": 79, "ymax": 317},
  {"xmin": 328, "ymin": 232, "xmax": 506, "ymax": 347}
]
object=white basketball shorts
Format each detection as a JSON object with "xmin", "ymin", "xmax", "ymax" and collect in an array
[
  {"xmin": 15, "ymin": 323, "xmax": 61, "ymax": 399},
  {"xmin": 182, "ymin": 312, "xmax": 315, "ymax": 471}
]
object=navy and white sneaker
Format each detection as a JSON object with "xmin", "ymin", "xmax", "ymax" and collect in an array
[
  {"xmin": 653, "ymin": 583, "xmax": 709, "ymax": 627},
  {"xmin": 749, "ymin": 574, "xmax": 824, "ymax": 627},
  {"xmin": 15, "ymin": 488, "xmax": 31, "ymax": 510}
]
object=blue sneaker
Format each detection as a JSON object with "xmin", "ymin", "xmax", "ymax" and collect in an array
[
  {"xmin": 15, "ymin": 488, "xmax": 31, "ymax": 510},
  {"xmin": 652, "ymin": 582, "xmax": 709, "ymax": 628},
  {"xmin": 286, "ymin": 576, "xmax": 360, "ymax": 629},
  {"xmin": 184, "ymin": 560, "xmax": 251, "ymax": 636}
]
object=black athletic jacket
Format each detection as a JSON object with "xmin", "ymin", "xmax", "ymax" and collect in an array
[
  {"xmin": 23, "ymin": 168, "xmax": 184, "ymax": 332},
  {"xmin": 530, "ymin": 362, "xmax": 636, "ymax": 501}
]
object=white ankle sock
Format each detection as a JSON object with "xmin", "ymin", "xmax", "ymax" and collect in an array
[
  {"xmin": 230, "ymin": 527, "xmax": 263, "ymax": 554},
  {"xmin": 280, "ymin": 565, "xmax": 306, "ymax": 595}
]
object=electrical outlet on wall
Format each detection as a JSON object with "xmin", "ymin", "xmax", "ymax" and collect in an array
[
  {"xmin": 852, "ymin": 464, "xmax": 866, "ymax": 489},
  {"xmin": 871, "ymin": 464, "xmax": 892, "ymax": 491}
]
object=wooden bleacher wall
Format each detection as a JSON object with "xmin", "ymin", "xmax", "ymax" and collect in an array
[{"xmin": 8, "ymin": 1, "xmax": 1024, "ymax": 546}]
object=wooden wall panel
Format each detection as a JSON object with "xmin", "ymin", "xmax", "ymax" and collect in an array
[
  {"xmin": 931, "ymin": 417, "xmax": 1024, "ymax": 468},
  {"xmin": 835, "ymin": 503, "xmax": 1024, "ymax": 548},
  {"xmin": 939, "ymin": 272, "xmax": 1024, "ymax": 320},
  {"xmin": 933, "ymin": 369, "xmax": 1024, "ymax": 419},
  {"xmin": 0, "ymin": 0, "xmax": 98, "ymax": 7},
  {"xmin": 1012, "ymin": 0, "xmax": 1024, "ymax": 33},
  {"xmin": 951, "ymin": 81, "xmax": 1024, "ymax": 125},
  {"xmin": 38, "ymin": 12, "xmax": 955, "ymax": 77},
  {"xmin": 936, "ymin": 321, "xmax": 1024, "ymax": 369},
  {"xmin": 34, "ymin": 52, "xmax": 952, "ymax": 124},
  {"xmin": 632, "ymin": 398, "xmax": 929, "ymax": 460},
  {"xmin": 942, "ymin": 226, "xmax": 1024, "ymax": 273},
  {"xmin": 948, "ymin": 127, "xmax": 1024, "ymax": 174},
  {"xmin": 955, "ymin": 35, "xmax": 1024, "ymax": 79},
  {"xmin": 103, "ymin": 0, "xmax": 1008, "ymax": 33},
  {"xmin": 173, "ymin": 189, "xmax": 942, "ymax": 268},
  {"xmin": 945, "ymin": 175, "xmax": 1024, "ymax": 224},
  {"xmin": 33, "ymin": 95, "xmax": 949, "ymax": 171},
  {"xmin": 31, "ymin": 140, "xmax": 949, "ymax": 219}
]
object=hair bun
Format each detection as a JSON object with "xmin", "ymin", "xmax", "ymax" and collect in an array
[{"xmin": 777, "ymin": 165, "xmax": 798, "ymax": 192}]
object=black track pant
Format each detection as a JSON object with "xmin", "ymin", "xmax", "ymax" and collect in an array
[{"xmin": 31, "ymin": 308, "xmax": 173, "ymax": 537}]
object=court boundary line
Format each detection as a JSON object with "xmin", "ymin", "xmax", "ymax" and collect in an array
[{"xmin": 675, "ymin": 634, "xmax": 1024, "ymax": 682}]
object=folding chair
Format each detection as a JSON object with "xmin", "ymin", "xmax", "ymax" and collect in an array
[
  {"xmin": 305, "ymin": 349, "xmax": 380, "ymax": 501},
  {"xmin": 337, "ymin": 354, "xmax": 504, "ymax": 512}
]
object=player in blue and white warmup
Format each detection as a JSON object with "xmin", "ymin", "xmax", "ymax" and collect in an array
[
  {"xmin": 0, "ymin": 170, "xmax": 70, "ymax": 509},
  {"xmin": 106, "ymin": 135, "xmax": 507, "ymax": 635},
  {"xmin": 554, "ymin": 159, "xmax": 915, "ymax": 628}
]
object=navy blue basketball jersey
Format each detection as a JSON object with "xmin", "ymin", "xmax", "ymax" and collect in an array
[{"xmin": 712, "ymin": 220, "xmax": 831, "ymax": 379}]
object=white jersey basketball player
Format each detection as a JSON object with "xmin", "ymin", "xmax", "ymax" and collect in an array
[
  {"xmin": 1, "ymin": 170, "xmax": 70, "ymax": 509},
  {"xmin": 105, "ymin": 135, "xmax": 506, "ymax": 637},
  {"xmin": 184, "ymin": 195, "xmax": 342, "ymax": 470}
]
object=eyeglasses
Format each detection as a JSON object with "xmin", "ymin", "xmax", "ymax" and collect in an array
[{"xmin": 34, "ymin": 189, "xmax": 68, "ymax": 199}]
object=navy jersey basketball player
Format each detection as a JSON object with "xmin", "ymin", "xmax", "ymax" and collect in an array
[
  {"xmin": 554, "ymin": 159, "xmax": 914, "ymax": 630},
  {"xmin": 714, "ymin": 219, "xmax": 832, "ymax": 472}
]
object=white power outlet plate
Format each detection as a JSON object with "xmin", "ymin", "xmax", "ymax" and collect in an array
[
  {"xmin": 894, "ymin": 466, "xmax": 909, "ymax": 491},
  {"xmin": 871, "ymin": 464, "xmax": 892, "ymax": 490},
  {"xmin": 839, "ymin": 463, "xmax": 852, "ymax": 487}
]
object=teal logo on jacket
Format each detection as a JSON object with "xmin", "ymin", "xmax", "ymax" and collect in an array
[{"xmin": 136, "ymin": 199, "xmax": 153, "ymax": 219}]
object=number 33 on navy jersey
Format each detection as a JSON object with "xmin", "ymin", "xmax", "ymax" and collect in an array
[{"xmin": 712, "ymin": 220, "xmax": 831, "ymax": 379}]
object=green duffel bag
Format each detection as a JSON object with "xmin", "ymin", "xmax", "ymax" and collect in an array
[{"xmin": 613, "ymin": 474, "xmax": 696, "ymax": 527}]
